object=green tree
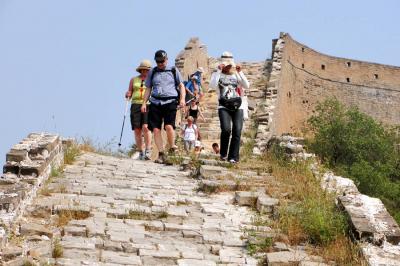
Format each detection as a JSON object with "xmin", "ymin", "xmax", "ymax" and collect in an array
[{"xmin": 308, "ymin": 98, "xmax": 400, "ymax": 222}]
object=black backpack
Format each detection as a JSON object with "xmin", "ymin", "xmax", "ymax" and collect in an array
[{"xmin": 150, "ymin": 67, "xmax": 180, "ymax": 101}]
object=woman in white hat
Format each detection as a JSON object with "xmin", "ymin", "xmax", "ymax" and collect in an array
[
  {"xmin": 209, "ymin": 52, "xmax": 250, "ymax": 163},
  {"xmin": 125, "ymin": 60, "xmax": 152, "ymax": 160}
]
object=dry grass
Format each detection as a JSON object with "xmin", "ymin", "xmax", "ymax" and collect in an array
[
  {"xmin": 38, "ymin": 186, "xmax": 52, "ymax": 196},
  {"xmin": 127, "ymin": 210, "xmax": 168, "ymax": 220},
  {"xmin": 234, "ymin": 144, "xmax": 365, "ymax": 264},
  {"xmin": 317, "ymin": 235, "xmax": 367, "ymax": 265},
  {"xmin": 52, "ymin": 239, "xmax": 63, "ymax": 258},
  {"xmin": 56, "ymin": 210, "xmax": 90, "ymax": 227},
  {"xmin": 64, "ymin": 142, "xmax": 81, "ymax": 164}
]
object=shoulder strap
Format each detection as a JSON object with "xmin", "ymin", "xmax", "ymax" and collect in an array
[
  {"xmin": 171, "ymin": 67, "xmax": 178, "ymax": 87},
  {"xmin": 150, "ymin": 67, "xmax": 179, "ymax": 87}
]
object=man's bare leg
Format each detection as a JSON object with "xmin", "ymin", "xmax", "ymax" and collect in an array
[
  {"xmin": 165, "ymin": 125, "xmax": 175, "ymax": 150},
  {"xmin": 153, "ymin": 128, "xmax": 164, "ymax": 152}
]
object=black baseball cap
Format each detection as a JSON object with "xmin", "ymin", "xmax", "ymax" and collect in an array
[{"xmin": 154, "ymin": 50, "xmax": 167, "ymax": 61}]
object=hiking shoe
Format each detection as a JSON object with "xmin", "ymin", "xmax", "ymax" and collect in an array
[
  {"xmin": 131, "ymin": 151, "xmax": 140, "ymax": 160},
  {"xmin": 144, "ymin": 149, "xmax": 151, "ymax": 160},
  {"xmin": 139, "ymin": 151, "xmax": 145, "ymax": 160},
  {"xmin": 220, "ymin": 156, "xmax": 227, "ymax": 161},
  {"xmin": 168, "ymin": 145, "xmax": 178, "ymax": 155},
  {"xmin": 229, "ymin": 159, "xmax": 238, "ymax": 164},
  {"xmin": 154, "ymin": 152, "xmax": 166, "ymax": 164}
]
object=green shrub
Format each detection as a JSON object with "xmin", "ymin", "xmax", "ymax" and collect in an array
[
  {"xmin": 308, "ymin": 98, "xmax": 400, "ymax": 222},
  {"xmin": 300, "ymin": 195, "xmax": 348, "ymax": 245}
]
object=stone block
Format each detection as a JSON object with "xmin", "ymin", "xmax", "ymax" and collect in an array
[
  {"xmin": 104, "ymin": 240, "xmax": 123, "ymax": 252},
  {"xmin": 138, "ymin": 249, "xmax": 180, "ymax": 259},
  {"xmin": 20, "ymin": 223, "xmax": 53, "ymax": 238},
  {"xmin": 6, "ymin": 149, "xmax": 28, "ymax": 163},
  {"xmin": 235, "ymin": 191, "xmax": 259, "ymax": 206},
  {"xmin": 61, "ymin": 236, "xmax": 96, "ymax": 250},
  {"xmin": 256, "ymin": 195, "xmax": 279, "ymax": 213},
  {"xmin": 3, "ymin": 162, "xmax": 20, "ymax": 175},
  {"xmin": 339, "ymin": 194, "xmax": 400, "ymax": 244},
  {"xmin": 101, "ymin": 250, "xmax": 142, "ymax": 265},
  {"xmin": 2, "ymin": 246, "xmax": 23, "ymax": 261},
  {"xmin": 199, "ymin": 165, "xmax": 227, "ymax": 178},
  {"xmin": 63, "ymin": 226, "xmax": 87, "ymax": 237},
  {"xmin": 177, "ymin": 259, "xmax": 217, "ymax": 266},
  {"xmin": 266, "ymin": 251, "xmax": 309, "ymax": 265},
  {"xmin": 361, "ymin": 242, "xmax": 400, "ymax": 266},
  {"xmin": 19, "ymin": 160, "xmax": 46, "ymax": 176}
]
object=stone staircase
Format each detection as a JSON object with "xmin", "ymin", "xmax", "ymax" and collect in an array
[{"xmin": 193, "ymin": 61, "xmax": 268, "ymax": 153}]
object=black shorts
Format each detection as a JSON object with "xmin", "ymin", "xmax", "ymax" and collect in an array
[
  {"xmin": 130, "ymin": 104, "xmax": 149, "ymax": 130},
  {"xmin": 148, "ymin": 102, "xmax": 178, "ymax": 131}
]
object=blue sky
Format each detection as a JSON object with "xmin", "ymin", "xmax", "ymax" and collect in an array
[{"xmin": 1, "ymin": 0, "xmax": 399, "ymax": 158}]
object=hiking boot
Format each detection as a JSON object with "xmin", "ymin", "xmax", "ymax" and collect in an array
[
  {"xmin": 139, "ymin": 151, "xmax": 145, "ymax": 160},
  {"xmin": 154, "ymin": 152, "xmax": 167, "ymax": 164},
  {"xmin": 144, "ymin": 149, "xmax": 151, "ymax": 160},
  {"xmin": 168, "ymin": 145, "xmax": 178, "ymax": 155},
  {"xmin": 131, "ymin": 151, "xmax": 140, "ymax": 160}
]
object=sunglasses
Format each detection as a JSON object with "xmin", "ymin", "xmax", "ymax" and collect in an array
[{"xmin": 156, "ymin": 60, "xmax": 165, "ymax": 64}]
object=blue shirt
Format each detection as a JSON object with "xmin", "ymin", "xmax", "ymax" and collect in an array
[
  {"xmin": 145, "ymin": 66, "xmax": 183, "ymax": 105},
  {"xmin": 185, "ymin": 74, "xmax": 202, "ymax": 93}
]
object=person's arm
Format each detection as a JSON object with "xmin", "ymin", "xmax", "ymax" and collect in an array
[
  {"xmin": 125, "ymin": 78, "xmax": 133, "ymax": 99},
  {"xmin": 178, "ymin": 83, "xmax": 186, "ymax": 109},
  {"xmin": 195, "ymin": 125, "xmax": 199, "ymax": 140},
  {"xmin": 209, "ymin": 69, "xmax": 221, "ymax": 90},
  {"xmin": 140, "ymin": 87, "xmax": 152, "ymax": 113},
  {"xmin": 185, "ymin": 87, "xmax": 194, "ymax": 97},
  {"xmin": 141, "ymin": 70, "xmax": 153, "ymax": 112},
  {"xmin": 235, "ymin": 65, "xmax": 250, "ymax": 91}
]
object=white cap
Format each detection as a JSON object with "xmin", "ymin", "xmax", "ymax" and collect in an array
[
  {"xmin": 195, "ymin": 140, "xmax": 201, "ymax": 147},
  {"xmin": 220, "ymin": 51, "xmax": 235, "ymax": 67}
]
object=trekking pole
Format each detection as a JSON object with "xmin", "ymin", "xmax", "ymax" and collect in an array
[
  {"xmin": 118, "ymin": 99, "xmax": 130, "ymax": 147},
  {"xmin": 177, "ymin": 97, "xmax": 196, "ymax": 110}
]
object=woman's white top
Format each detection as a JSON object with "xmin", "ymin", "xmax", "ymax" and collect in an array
[
  {"xmin": 209, "ymin": 70, "xmax": 250, "ymax": 110},
  {"xmin": 183, "ymin": 124, "xmax": 197, "ymax": 141}
]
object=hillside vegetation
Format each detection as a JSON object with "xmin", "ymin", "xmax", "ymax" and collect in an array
[{"xmin": 307, "ymin": 98, "xmax": 400, "ymax": 223}]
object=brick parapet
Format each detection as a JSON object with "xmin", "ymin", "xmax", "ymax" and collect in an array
[
  {"xmin": 271, "ymin": 33, "xmax": 400, "ymax": 137},
  {"xmin": 0, "ymin": 133, "xmax": 64, "ymax": 248}
]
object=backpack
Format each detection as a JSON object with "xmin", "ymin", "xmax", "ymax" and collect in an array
[{"xmin": 150, "ymin": 67, "xmax": 180, "ymax": 101}]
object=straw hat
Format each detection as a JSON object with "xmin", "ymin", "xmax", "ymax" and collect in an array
[
  {"xmin": 220, "ymin": 51, "xmax": 235, "ymax": 67},
  {"xmin": 136, "ymin": 59, "xmax": 152, "ymax": 73}
]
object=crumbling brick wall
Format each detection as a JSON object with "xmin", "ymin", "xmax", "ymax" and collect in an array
[{"xmin": 272, "ymin": 33, "xmax": 400, "ymax": 136}]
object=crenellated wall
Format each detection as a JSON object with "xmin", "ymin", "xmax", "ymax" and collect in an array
[
  {"xmin": 272, "ymin": 33, "xmax": 400, "ymax": 136},
  {"xmin": 175, "ymin": 37, "xmax": 210, "ymax": 83},
  {"xmin": 0, "ymin": 133, "xmax": 65, "ymax": 248}
]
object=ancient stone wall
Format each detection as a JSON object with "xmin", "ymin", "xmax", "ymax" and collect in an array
[
  {"xmin": 0, "ymin": 133, "xmax": 64, "ymax": 248},
  {"xmin": 175, "ymin": 37, "xmax": 210, "ymax": 83},
  {"xmin": 272, "ymin": 33, "xmax": 400, "ymax": 136}
]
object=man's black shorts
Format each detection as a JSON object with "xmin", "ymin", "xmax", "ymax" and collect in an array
[
  {"xmin": 130, "ymin": 104, "xmax": 149, "ymax": 130},
  {"xmin": 148, "ymin": 102, "xmax": 178, "ymax": 131}
]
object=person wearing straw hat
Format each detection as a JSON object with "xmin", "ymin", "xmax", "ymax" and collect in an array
[
  {"xmin": 209, "ymin": 51, "xmax": 250, "ymax": 163},
  {"xmin": 125, "ymin": 59, "xmax": 152, "ymax": 160}
]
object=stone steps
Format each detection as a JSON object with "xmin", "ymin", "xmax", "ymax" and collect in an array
[{"xmin": 11, "ymin": 152, "xmax": 269, "ymax": 265}]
